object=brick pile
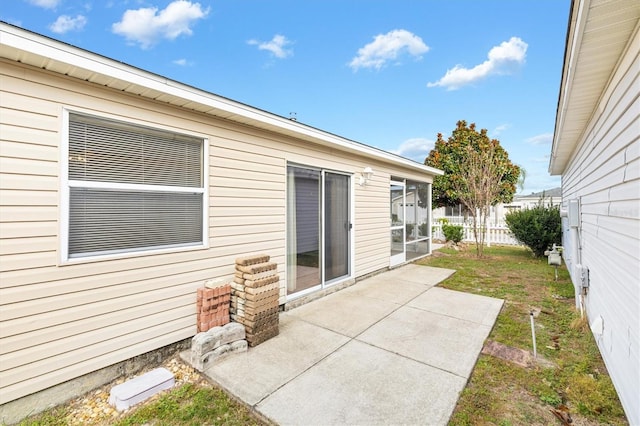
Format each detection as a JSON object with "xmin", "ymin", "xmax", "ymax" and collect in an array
[
  {"xmin": 190, "ymin": 322, "xmax": 247, "ymax": 371},
  {"xmin": 196, "ymin": 280, "xmax": 231, "ymax": 332},
  {"xmin": 231, "ymin": 254, "xmax": 280, "ymax": 347}
]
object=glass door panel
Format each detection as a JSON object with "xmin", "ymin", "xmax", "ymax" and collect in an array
[
  {"xmin": 324, "ymin": 172, "xmax": 350, "ymax": 282},
  {"xmin": 287, "ymin": 166, "xmax": 321, "ymax": 295},
  {"xmin": 406, "ymin": 181, "xmax": 432, "ymax": 261},
  {"xmin": 390, "ymin": 181, "xmax": 405, "ymax": 266}
]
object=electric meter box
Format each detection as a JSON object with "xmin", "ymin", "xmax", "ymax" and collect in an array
[{"xmin": 548, "ymin": 251, "xmax": 562, "ymax": 266}]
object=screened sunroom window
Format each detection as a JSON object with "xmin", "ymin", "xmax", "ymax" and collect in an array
[{"xmin": 66, "ymin": 113, "xmax": 205, "ymax": 259}]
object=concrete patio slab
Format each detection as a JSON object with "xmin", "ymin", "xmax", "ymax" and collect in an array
[
  {"xmin": 201, "ymin": 314, "xmax": 349, "ymax": 405},
  {"xmin": 257, "ymin": 339, "xmax": 466, "ymax": 426},
  {"xmin": 357, "ymin": 302, "xmax": 495, "ymax": 378},
  {"xmin": 382, "ymin": 264, "xmax": 456, "ymax": 286},
  {"xmin": 339, "ymin": 276, "xmax": 428, "ymax": 305},
  {"xmin": 409, "ymin": 286, "xmax": 505, "ymax": 326},
  {"xmin": 199, "ymin": 263, "xmax": 503, "ymax": 425},
  {"xmin": 286, "ymin": 290, "xmax": 400, "ymax": 337}
]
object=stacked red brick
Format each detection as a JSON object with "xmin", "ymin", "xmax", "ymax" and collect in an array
[
  {"xmin": 231, "ymin": 254, "xmax": 280, "ymax": 346},
  {"xmin": 196, "ymin": 282, "xmax": 231, "ymax": 332}
]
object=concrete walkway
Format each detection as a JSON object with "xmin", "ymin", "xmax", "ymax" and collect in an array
[{"xmin": 202, "ymin": 264, "xmax": 503, "ymax": 426}]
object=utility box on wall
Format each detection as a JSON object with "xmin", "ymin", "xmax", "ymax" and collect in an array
[
  {"xmin": 577, "ymin": 264, "xmax": 589, "ymax": 289},
  {"xmin": 568, "ymin": 199, "xmax": 580, "ymax": 228}
]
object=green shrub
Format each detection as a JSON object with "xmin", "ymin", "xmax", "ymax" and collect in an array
[
  {"xmin": 505, "ymin": 204, "xmax": 561, "ymax": 257},
  {"xmin": 406, "ymin": 223, "xmax": 415, "ymax": 238},
  {"xmin": 419, "ymin": 223, "xmax": 429, "ymax": 236},
  {"xmin": 442, "ymin": 224, "xmax": 464, "ymax": 244}
]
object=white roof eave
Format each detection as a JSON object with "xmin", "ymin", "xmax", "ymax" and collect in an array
[
  {"xmin": 549, "ymin": 0, "xmax": 640, "ymax": 176},
  {"xmin": 0, "ymin": 22, "xmax": 443, "ymax": 177}
]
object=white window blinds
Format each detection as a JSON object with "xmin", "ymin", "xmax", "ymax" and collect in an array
[{"xmin": 67, "ymin": 113, "xmax": 205, "ymax": 259}]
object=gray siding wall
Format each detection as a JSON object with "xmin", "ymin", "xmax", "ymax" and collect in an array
[{"xmin": 559, "ymin": 37, "xmax": 639, "ymax": 424}]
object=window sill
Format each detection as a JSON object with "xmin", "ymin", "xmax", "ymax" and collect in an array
[{"xmin": 59, "ymin": 243, "xmax": 209, "ymax": 266}]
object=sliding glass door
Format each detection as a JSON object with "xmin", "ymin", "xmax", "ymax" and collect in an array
[{"xmin": 287, "ymin": 165, "xmax": 351, "ymax": 297}]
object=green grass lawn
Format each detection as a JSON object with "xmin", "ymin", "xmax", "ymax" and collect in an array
[
  {"xmin": 114, "ymin": 383, "xmax": 266, "ymax": 426},
  {"xmin": 418, "ymin": 245, "xmax": 627, "ymax": 426},
  {"xmin": 18, "ymin": 382, "xmax": 268, "ymax": 426}
]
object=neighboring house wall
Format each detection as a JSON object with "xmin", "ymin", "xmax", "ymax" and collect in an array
[
  {"xmin": 433, "ymin": 190, "xmax": 562, "ymax": 226},
  {"xmin": 392, "ymin": 191, "xmax": 429, "ymax": 224},
  {"xmin": 550, "ymin": 2, "xmax": 639, "ymax": 423},
  {"xmin": 503, "ymin": 190, "xmax": 562, "ymax": 213},
  {"xmin": 0, "ymin": 53, "xmax": 437, "ymax": 408}
]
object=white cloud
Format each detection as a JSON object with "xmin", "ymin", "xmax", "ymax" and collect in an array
[
  {"xmin": 349, "ymin": 29, "xmax": 429, "ymax": 71},
  {"xmin": 172, "ymin": 58, "xmax": 193, "ymax": 66},
  {"xmin": 491, "ymin": 124, "xmax": 509, "ymax": 137},
  {"xmin": 391, "ymin": 137, "xmax": 434, "ymax": 162},
  {"xmin": 26, "ymin": 0, "xmax": 60, "ymax": 9},
  {"xmin": 112, "ymin": 0, "xmax": 209, "ymax": 49},
  {"xmin": 526, "ymin": 133, "xmax": 553, "ymax": 145},
  {"xmin": 247, "ymin": 34, "xmax": 293, "ymax": 59},
  {"xmin": 428, "ymin": 36, "xmax": 528, "ymax": 90},
  {"xmin": 49, "ymin": 15, "xmax": 87, "ymax": 34}
]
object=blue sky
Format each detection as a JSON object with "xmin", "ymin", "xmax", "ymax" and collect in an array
[{"xmin": 3, "ymin": 0, "xmax": 571, "ymax": 194}]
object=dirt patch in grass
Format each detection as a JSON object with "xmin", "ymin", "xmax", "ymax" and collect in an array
[
  {"xmin": 418, "ymin": 245, "xmax": 628, "ymax": 426},
  {"xmin": 482, "ymin": 340, "xmax": 539, "ymax": 368}
]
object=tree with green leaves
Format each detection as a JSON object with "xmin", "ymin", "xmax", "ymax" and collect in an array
[{"xmin": 425, "ymin": 120, "xmax": 520, "ymax": 256}]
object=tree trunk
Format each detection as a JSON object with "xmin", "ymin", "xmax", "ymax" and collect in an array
[
  {"xmin": 478, "ymin": 206, "xmax": 489, "ymax": 257},
  {"xmin": 471, "ymin": 209, "xmax": 481, "ymax": 257}
]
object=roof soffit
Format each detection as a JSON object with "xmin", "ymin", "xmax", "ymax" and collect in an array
[{"xmin": 549, "ymin": 0, "xmax": 640, "ymax": 175}]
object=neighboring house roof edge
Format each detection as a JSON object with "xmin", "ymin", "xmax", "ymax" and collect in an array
[
  {"xmin": 0, "ymin": 22, "xmax": 443, "ymax": 177},
  {"xmin": 515, "ymin": 187, "xmax": 562, "ymax": 200}
]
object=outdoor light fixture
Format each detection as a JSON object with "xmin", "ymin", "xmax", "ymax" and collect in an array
[{"xmin": 359, "ymin": 167, "xmax": 373, "ymax": 186}]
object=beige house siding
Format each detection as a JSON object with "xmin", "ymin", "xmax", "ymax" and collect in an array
[
  {"xmin": 557, "ymin": 27, "xmax": 639, "ymax": 424},
  {"xmin": 0, "ymin": 57, "xmax": 436, "ymax": 405}
]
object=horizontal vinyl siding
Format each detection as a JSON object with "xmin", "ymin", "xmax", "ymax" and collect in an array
[
  {"xmin": 353, "ymin": 174, "xmax": 390, "ymax": 275},
  {"xmin": 0, "ymin": 82, "xmax": 60, "ymax": 294},
  {"xmin": 0, "ymin": 58, "xmax": 436, "ymax": 405},
  {"xmin": 559, "ymin": 41, "xmax": 639, "ymax": 424},
  {"xmin": 0, "ymin": 61, "xmax": 288, "ymax": 404}
]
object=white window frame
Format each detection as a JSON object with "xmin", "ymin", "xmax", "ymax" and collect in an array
[{"xmin": 60, "ymin": 108, "xmax": 209, "ymax": 264}]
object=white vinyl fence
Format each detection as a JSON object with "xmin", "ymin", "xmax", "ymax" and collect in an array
[{"xmin": 432, "ymin": 223, "xmax": 521, "ymax": 246}]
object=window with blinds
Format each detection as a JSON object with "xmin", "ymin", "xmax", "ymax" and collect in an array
[{"xmin": 66, "ymin": 113, "xmax": 205, "ymax": 259}]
